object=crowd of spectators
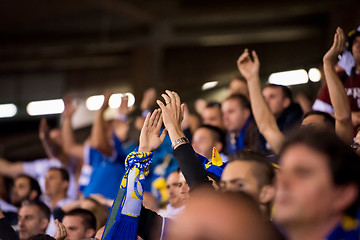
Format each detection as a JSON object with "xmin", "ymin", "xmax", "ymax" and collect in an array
[{"xmin": 0, "ymin": 26, "xmax": 360, "ymax": 240}]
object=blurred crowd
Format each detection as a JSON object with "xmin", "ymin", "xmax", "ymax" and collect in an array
[{"xmin": 0, "ymin": 26, "xmax": 360, "ymax": 240}]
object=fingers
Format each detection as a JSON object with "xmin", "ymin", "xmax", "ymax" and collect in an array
[
  {"xmin": 165, "ymin": 90, "xmax": 177, "ymax": 108},
  {"xmin": 143, "ymin": 112, "xmax": 151, "ymax": 128},
  {"xmin": 161, "ymin": 93, "xmax": 171, "ymax": 105},
  {"xmin": 180, "ymin": 103, "xmax": 186, "ymax": 123},
  {"xmin": 155, "ymin": 112, "xmax": 163, "ymax": 131},
  {"xmin": 149, "ymin": 109, "xmax": 158, "ymax": 127},
  {"xmin": 159, "ymin": 128, "xmax": 167, "ymax": 142},
  {"xmin": 172, "ymin": 91, "xmax": 181, "ymax": 109},
  {"xmin": 252, "ymin": 50, "xmax": 259, "ymax": 65},
  {"xmin": 156, "ymin": 99, "xmax": 166, "ymax": 112}
]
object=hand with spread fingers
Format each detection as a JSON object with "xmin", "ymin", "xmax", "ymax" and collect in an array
[
  {"xmin": 54, "ymin": 219, "xmax": 67, "ymax": 240},
  {"xmin": 323, "ymin": 27, "xmax": 346, "ymax": 66},
  {"xmin": 138, "ymin": 109, "xmax": 168, "ymax": 152},
  {"xmin": 236, "ymin": 48, "xmax": 260, "ymax": 82},
  {"xmin": 100, "ymin": 90, "xmax": 113, "ymax": 113},
  {"xmin": 156, "ymin": 90, "xmax": 187, "ymax": 148},
  {"xmin": 62, "ymin": 97, "xmax": 77, "ymax": 119}
]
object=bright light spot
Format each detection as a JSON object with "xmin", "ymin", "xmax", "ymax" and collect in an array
[
  {"xmin": 308, "ymin": 68, "xmax": 321, "ymax": 82},
  {"xmin": 27, "ymin": 99, "xmax": 64, "ymax": 116},
  {"xmin": 86, "ymin": 95, "xmax": 104, "ymax": 111},
  {"xmin": 269, "ymin": 69, "xmax": 308, "ymax": 86},
  {"xmin": 125, "ymin": 93, "xmax": 135, "ymax": 107},
  {"xmin": 0, "ymin": 103, "xmax": 17, "ymax": 118},
  {"xmin": 202, "ymin": 81, "xmax": 218, "ymax": 91},
  {"xmin": 109, "ymin": 93, "xmax": 123, "ymax": 109}
]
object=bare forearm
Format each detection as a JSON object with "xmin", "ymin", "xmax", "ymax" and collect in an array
[
  {"xmin": 0, "ymin": 159, "xmax": 23, "ymax": 178},
  {"xmin": 323, "ymin": 62, "xmax": 353, "ymax": 144},
  {"xmin": 247, "ymin": 76, "xmax": 284, "ymax": 154},
  {"xmin": 61, "ymin": 117, "xmax": 84, "ymax": 159},
  {"xmin": 90, "ymin": 109, "xmax": 112, "ymax": 155}
]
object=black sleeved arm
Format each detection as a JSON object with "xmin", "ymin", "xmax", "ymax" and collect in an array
[
  {"xmin": 0, "ymin": 217, "xmax": 19, "ymax": 240},
  {"xmin": 138, "ymin": 206, "xmax": 166, "ymax": 240},
  {"xmin": 172, "ymin": 143, "xmax": 211, "ymax": 189}
]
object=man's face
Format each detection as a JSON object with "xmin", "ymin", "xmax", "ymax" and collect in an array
[
  {"xmin": 18, "ymin": 205, "xmax": 47, "ymax": 240},
  {"xmin": 11, "ymin": 177, "xmax": 31, "ymax": 206},
  {"xmin": 262, "ymin": 87, "xmax": 288, "ymax": 117},
  {"xmin": 192, "ymin": 128, "xmax": 219, "ymax": 159},
  {"xmin": 202, "ymin": 107, "xmax": 224, "ymax": 130},
  {"xmin": 166, "ymin": 172, "xmax": 184, "ymax": 208},
  {"xmin": 45, "ymin": 169, "xmax": 67, "ymax": 197},
  {"xmin": 220, "ymin": 161, "xmax": 260, "ymax": 200},
  {"xmin": 63, "ymin": 215, "xmax": 92, "ymax": 240},
  {"xmin": 178, "ymin": 172, "xmax": 190, "ymax": 203},
  {"xmin": 274, "ymin": 144, "xmax": 343, "ymax": 227},
  {"xmin": 222, "ymin": 99, "xmax": 249, "ymax": 133},
  {"xmin": 352, "ymin": 35, "xmax": 360, "ymax": 64}
]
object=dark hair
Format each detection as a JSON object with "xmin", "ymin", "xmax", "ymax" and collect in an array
[
  {"xmin": 302, "ymin": 110, "xmax": 336, "ymax": 130},
  {"xmin": 48, "ymin": 167, "xmax": 70, "ymax": 182},
  {"xmin": 279, "ymin": 128, "xmax": 360, "ymax": 217},
  {"xmin": 348, "ymin": 28, "xmax": 360, "ymax": 53},
  {"xmin": 206, "ymin": 101, "xmax": 222, "ymax": 109},
  {"xmin": 264, "ymin": 84, "xmax": 292, "ymax": 100},
  {"xmin": 16, "ymin": 174, "xmax": 42, "ymax": 201},
  {"xmin": 64, "ymin": 208, "xmax": 97, "ymax": 232},
  {"xmin": 228, "ymin": 150, "xmax": 275, "ymax": 188},
  {"xmin": 197, "ymin": 124, "xmax": 226, "ymax": 149},
  {"xmin": 27, "ymin": 234, "xmax": 55, "ymax": 240},
  {"xmin": 224, "ymin": 93, "xmax": 251, "ymax": 111},
  {"xmin": 21, "ymin": 200, "xmax": 51, "ymax": 221}
]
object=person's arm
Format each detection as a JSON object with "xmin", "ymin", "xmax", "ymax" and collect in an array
[
  {"xmin": 157, "ymin": 91, "xmax": 210, "ymax": 188},
  {"xmin": 0, "ymin": 158, "xmax": 23, "ymax": 178},
  {"xmin": 39, "ymin": 118, "xmax": 62, "ymax": 159},
  {"xmin": 89, "ymin": 91, "xmax": 113, "ymax": 156},
  {"xmin": 61, "ymin": 97, "xmax": 84, "ymax": 160},
  {"xmin": 323, "ymin": 27, "xmax": 353, "ymax": 145},
  {"xmin": 237, "ymin": 49, "xmax": 284, "ymax": 154},
  {"xmin": 138, "ymin": 206, "xmax": 166, "ymax": 240},
  {"xmin": 0, "ymin": 209, "xmax": 19, "ymax": 240}
]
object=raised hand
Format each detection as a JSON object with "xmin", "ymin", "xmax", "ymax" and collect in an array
[
  {"xmin": 138, "ymin": 109, "xmax": 167, "ymax": 152},
  {"xmin": 54, "ymin": 219, "xmax": 67, "ymax": 240},
  {"xmin": 62, "ymin": 97, "xmax": 76, "ymax": 118},
  {"xmin": 323, "ymin": 27, "xmax": 346, "ymax": 65},
  {"xmin": 141, "ymin": 88, "xmax": 157, "ymax": 111},
  {"xmin": 38, "ymin": 117, "xmax": 50, "ymax": 141},
  {"xmin": 236, "ymin": 49, "xmax": 260, "ymax": 81},
  {"xmin": 156, "ymin": 90, "xmax": 185, "ymax": 132},
  {"xmin": 100, "ymin": 90, "xmax": 113, "ymax": 112}
]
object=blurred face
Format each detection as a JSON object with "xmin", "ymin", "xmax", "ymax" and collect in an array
[
  {"xmin": 11, "ymin": 177, "xmax": 32, "ymax": 206},
  {"xmin": 220, "ymin": 161, "xmax": 260, "ymax": 200},
  {"xmin": 45, "ymin": 169, "xmax": 68, "ymax": 197},
  {"xmin": 222, "ymin": 99, "xmax": 249, "ymax": 133},
  {"xmin": 169, "ymin": 191, "xmax": 266, "ymax": 240},
  {"xmin": 166, "ymin": 172, "xmax": 184, "ymax": 208},
  {"xmin": 262, "ymin": 87, "xmax": 289, "ymax": 117},
  {"xmin": 352, "ymin": 36, "xmax": 360, "ymax": 64},
  {"xmin": 229, "ymin": 79, "xmax": 249, "ymax": 97},
  {"xmin": 18, "ymin": 205, "xmax": 48, "ymax": 240},
  {"xmin": 192, "ymin": 128, "xmax": 219, "ymax": 159},
  {"xmin": 178, "ymin": 172, "xmax": 190, "ymax": 203},
  {"xmin": 202, "ymin": 107, "xmax": 224, "ymax": 130},
  {"xmin": 63, "ymin": 215, "xmax": 94, "ymax": 240},
  {"xmin": 274, "ymin": 144, "xmax": 343, "ymax": 227}
]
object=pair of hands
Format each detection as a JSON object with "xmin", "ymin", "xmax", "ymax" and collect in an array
[{"xmin": 139, "ymin": 90, "xmax": 185, "ymax": 152}]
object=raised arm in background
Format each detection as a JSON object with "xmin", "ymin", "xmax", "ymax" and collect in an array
[
  {"xmin": 89, "ymin": 91, "xmax": 113, "ymax": 156},
  {"xmin": 237, "ymin": 49, "xmax": 284, "ymax": 154},
  {"xmin": 61, "ymin": 97, "xmax": 85, "ymax": 160},
  {"xmin": 323, "ymin": 27, "xmax": 353, "ymax": 145}
]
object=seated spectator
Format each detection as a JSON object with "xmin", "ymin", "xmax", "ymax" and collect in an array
[
  {"xmin": 43, "ymin": 168, "xmax": 72, "ymax": 209},
  {"xmin": 192, "ymin": 125, "xmax": 227, "ymax": 162},
  {"xmin": 18, "ymin": 201, "xmax": 51, "ymax": 240},
  {"xmin": 11, "ymin": 174, "xmax": 42, "ymax": 207},
  {"xmin": 201, "ymin": 102, "xmax": 225, "ymax": 130},
  {"xmin": 158, "ymin": 170, "xmax": 187, "ymax": 219},
  {"xmin": 62, "ymin": 208, "xmax": 96, "ymax": 240},
  {"xmin": 222, "ymin": 93, "xmax": 259, "ymax": 153},
  {"xmin": 220, "ymin": 150, "xmax": 275, "ymax": 218},
  {"xmin": 274, "ymin": 128, "xmax": 360, "ymax": 239}
]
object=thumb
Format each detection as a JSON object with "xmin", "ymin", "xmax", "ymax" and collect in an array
[{"xmin": 159, "ymin": 128, "xmax": 168, "ymax": 142}]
